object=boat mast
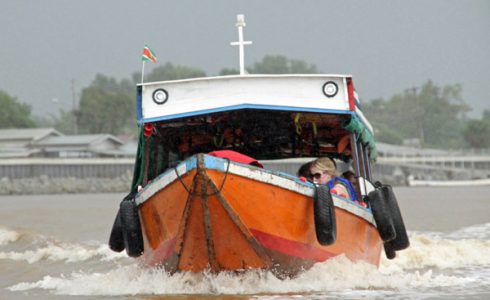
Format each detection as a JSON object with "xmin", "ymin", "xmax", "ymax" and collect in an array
[{"xmin": 230, "ymin": 14, "xmax": 252, "ymax": 75}]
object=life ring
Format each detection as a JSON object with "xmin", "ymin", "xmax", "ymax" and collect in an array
[
  {"xmin": 313, "ymin": 185, "xmax": 337, "ymax": 245},
  {"xmin": 120, "ymin": 198, "xmax": 144, "ymax": 257},
  {"xmin": 368, "ymin": 188, "xmax": 396, "ymax": 242},
  {"xmin": 108, "ymin": 210, "xmax": 125, "ymax": 252},
  {"xmin": 381, "ymin": 185, "xmax": 410, "ymax": 251}
]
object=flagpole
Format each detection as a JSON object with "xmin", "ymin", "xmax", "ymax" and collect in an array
[{"xmin": 141, "ymin": 60, "xmax": 146, "ymax": 84}]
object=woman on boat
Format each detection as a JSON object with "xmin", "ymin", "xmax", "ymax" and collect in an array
[
  {"xmin": 297, "ymin": 161, "xmax": 313, "ymax": 183},
  {"xmin": 309, "ymin": 157, "xmax": 358, "ymax": 201}
]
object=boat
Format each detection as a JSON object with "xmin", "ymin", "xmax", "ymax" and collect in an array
[{"xmin": 108, "ymin": 16, "xmax": 409, "ymax": 278}]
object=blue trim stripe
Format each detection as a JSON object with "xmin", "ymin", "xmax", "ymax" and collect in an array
[
  {"xmin": 203, "ymin": 155, "xmax": 227, "ymax": 171},
  {"xmin": 185, "ymin": 156, "xmax": 197, "ymax": 171},
  {"xmin": 137, "ymin": 104, "xmax": 352, "ymax": 124}
]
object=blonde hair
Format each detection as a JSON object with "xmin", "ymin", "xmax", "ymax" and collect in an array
[{"xmin": 310, "ymin": 157, "xmax": 337, "ymax": 176}]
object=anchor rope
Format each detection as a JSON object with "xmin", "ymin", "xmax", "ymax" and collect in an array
[{"xmin": 174, "ymin": 158, "xmax": 231, "ymax": 196}]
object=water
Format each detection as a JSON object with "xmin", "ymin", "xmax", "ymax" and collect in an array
[{"xmin": 1, "ymin": 187, "xmax": 489, "ymax": 299}]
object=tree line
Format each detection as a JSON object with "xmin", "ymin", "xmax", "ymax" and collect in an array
[{"xmin": 1, "ymin": 55, "xmax": 489, "ymax": 149}]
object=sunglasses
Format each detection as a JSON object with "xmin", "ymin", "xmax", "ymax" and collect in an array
[{"xmin": 311, "ymin": 172, "xmax": 324, "ymax": 179}]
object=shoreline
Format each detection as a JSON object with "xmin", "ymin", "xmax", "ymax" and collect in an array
[{"xmin": 0, "ymin": 172, "xmax": 132, "ymax": 195}]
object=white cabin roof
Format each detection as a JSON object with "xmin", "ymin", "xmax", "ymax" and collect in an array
[{"xmin": 137, "ymin": 74, "xmax": 372, "ymax": 133}]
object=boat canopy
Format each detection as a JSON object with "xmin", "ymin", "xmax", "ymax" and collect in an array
[{"xmin": 131, "ymin": 75, "xmax": 377, "ymax": 192}]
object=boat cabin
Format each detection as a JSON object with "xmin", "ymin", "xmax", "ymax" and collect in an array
[{"xmin": 134, "ymin": 75, "xmax": 376, "ymax": 195}]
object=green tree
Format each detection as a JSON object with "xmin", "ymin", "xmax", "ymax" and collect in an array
[
  {"xmin": 76, "ymin": 74, "xmax": 134, "ymax": 134},
  {"xmin": 463, "ymin": 109, "xmax": 490, "ymax": 148},
  {"xmin": 364, "ymin": 81, "xmax": 469, "ymax": 148},
  {"xmin": 464, "ymin": 119, "xmax": 490, "ymax": 148},
  {"xmin": 33, "ymin": 109, "xmax": 78, "ymax": 134},
  {"xmin": 54, "ymin": 109, "xmax": 78, "ymax": 134},
  {"xmin": 219, "ymin": 68, "xmax": 239, "ymax": 76},
  {"xmin": 247, "ymin": 55, "xmax": 318, "ymax": 74},
  {"xmin": 0, "ymin": 90, "xmax": 36, "ymax": 128},
  {"xmin": 134, "ymin": 62, "xmax": 206, "ymax": 83}
]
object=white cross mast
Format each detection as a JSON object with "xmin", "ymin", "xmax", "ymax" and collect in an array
[{"xmin": 230, "ymin": 14, "xmax": 252, "ymax": 75}]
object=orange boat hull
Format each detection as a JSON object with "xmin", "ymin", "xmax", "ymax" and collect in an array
[{"xmin": 135, "ymin": 154, "xmax": 382, "ymax": 277}]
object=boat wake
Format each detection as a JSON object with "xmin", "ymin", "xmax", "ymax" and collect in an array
[
  {"xmin": 0, "ymin": 226, "xmax": 127, "ymax": 264},
  {"xmin": 3, "ymin": 223, "xmax": 490, "ymax": 298}
]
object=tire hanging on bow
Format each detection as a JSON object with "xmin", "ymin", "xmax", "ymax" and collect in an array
[
  {"xmin": 367, "ymin": 183, "xmax": 410, "ymax": 259},
  {"xmin": 108, "ymin": 210, "xmax": 125, "ymax": 253},
  {"xmin": 313, "ymin": 184, "xmax": 337, "ymax": 246},
  {"xmin": 119, "ymin": 198, "xmax": 144, "ymax": 257}
]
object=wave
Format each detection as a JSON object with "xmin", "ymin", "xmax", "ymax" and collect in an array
[
  {"xmin": 0, "ymin": 242, "xmax": 127, "ymax": 264},
  {"xmin": 0, "ymin": 226, "xmax": 21, "ymax": 245},
  {"xmin": 8, "ymin": 255, "xmax": 482, "ymax": 297},
  {"xmin": 381, "ymin": 224, "xmax": 490, "ymax": 270},
  {"xmin": 447, "ymin": 223, "xmax": 490, "ymax": 240},
  {"xmin": 5, "ymin": 223, "xmax": 490, "ymax": 297},
  {"xmin": 3, "ymin": 226, "xmax": 488, "ymax": 268},
  {"xmin": 0, "ymin": 226, "xmax": 126, "ymax": 264}
]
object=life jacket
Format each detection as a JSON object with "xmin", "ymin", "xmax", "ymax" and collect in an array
[
  {"xmin": 327, "ymin": 176, "xmax": 358, "ymax": 201},
  {"xmin": 208, "ymin": 150, "xmax": 263, "ymax": 168}
]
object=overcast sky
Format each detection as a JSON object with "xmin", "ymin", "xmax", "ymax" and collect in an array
[{"xmin": 1, "ymin": 0, "xmax": 489, "ymax": 118}]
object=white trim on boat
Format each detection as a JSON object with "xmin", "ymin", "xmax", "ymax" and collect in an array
[{"xmin": 136, "ymin": 162, "xmax": 190, "ymax": 204}]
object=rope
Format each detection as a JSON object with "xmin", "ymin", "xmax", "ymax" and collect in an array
[
  {"xmin": 174, "ymin": 158, "xmax": 231, "ymax": 196},
  {"xmin": 213, "ymin": 134, "xmax": 224, "ymax": 147},
  {"xmin": 294, "ymin": 113, "xmax": 302, "ymax": 135},
  {"xmin": 174, "ymin": 165, "xmax": 192, "ymax": 194}
]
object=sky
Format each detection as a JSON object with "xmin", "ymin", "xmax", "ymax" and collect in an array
[{"xmin": 1, "ymin": 0, "xmax": 489, "ymax": 118}]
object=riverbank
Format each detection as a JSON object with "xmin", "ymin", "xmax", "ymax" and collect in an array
[{"xmin": 0, "ymin": 172, "xmax": 132, "ymax": 195}]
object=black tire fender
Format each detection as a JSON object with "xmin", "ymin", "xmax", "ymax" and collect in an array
[
  {"xmin": 108, "ymin": 210, "xmax": 125, "ymax": 252},
  {"xmin": 368, "ymin": 188, "xmax": 396, "ymax": 242},
  {"xmin": 313, "ymin": 185, "xmax": 337, "ymax": 246},
  {"xmin": 384, "ymin": 242, "xmax": 397, "ymax": 260},
  {"xmin": 382, "ymin": 185, "xmax": 410, "ymax": 251},
  {"xmin": 120, "ymin": 198, "xmax": 144, "ymax": 257}
]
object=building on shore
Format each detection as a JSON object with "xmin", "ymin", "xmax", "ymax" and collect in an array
[{"xmin": 0, "ymin": 128, "xmax": 135, "ymax": 158}]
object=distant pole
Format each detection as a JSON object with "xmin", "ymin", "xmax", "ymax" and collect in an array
[
  {"xmin": 230, "ymin": 14, "xmax": 252, "ymax": 75},
  {"xmin": 411, "ymin": 87, "xmax": 424, "ymax": 145},
  {"xmin": 71, "ymin": 79, "xmax": 78, "ymax": 134},
  {"xmin": 141, "ymin": 61, "xmax": 146, "ymax": 83}
]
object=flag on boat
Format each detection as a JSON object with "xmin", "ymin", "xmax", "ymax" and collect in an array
[{"xmin": 142, "ymin": 45, "xmax": 157, "ymax": 63}]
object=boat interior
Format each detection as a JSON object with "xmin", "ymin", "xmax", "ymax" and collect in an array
[{"xmin": 143, "ymin": 109, "xmax": 356, "ymax": 172}]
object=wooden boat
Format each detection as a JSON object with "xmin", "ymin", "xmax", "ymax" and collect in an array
[{"xmin": 108, "ymin": 74, "xmax": 410, "ymax": 277}]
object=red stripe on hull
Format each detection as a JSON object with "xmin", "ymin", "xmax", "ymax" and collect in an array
[
  {"xmin": 251, "ymin": 228, "xmax": 335, "ymax": 261},
  {"xmin": 142, "ymin": 237, "xmax": 177, "ymax": 266}
]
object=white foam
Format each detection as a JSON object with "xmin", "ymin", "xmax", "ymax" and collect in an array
[
  {"xmin": 0, "ymin": 242, "xmax": 127, "ymax": 263},
  {"xmin": 0, "ymin": 226, "xmax": 21, "ymax": 245},
  {"xmin": 381, "ymin": 232, "xmax": 490, "ymax": 270},
  {"xmin": 7, "ymin": 255, "xmax": 478, "ymax": 296},
  {"xmin": 6, "ymin": 225, "xmax": 490, "ymax": 297},
  {"xmin": 447, "ymin": 223, "xmax": 490, "ymax": 240}
]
